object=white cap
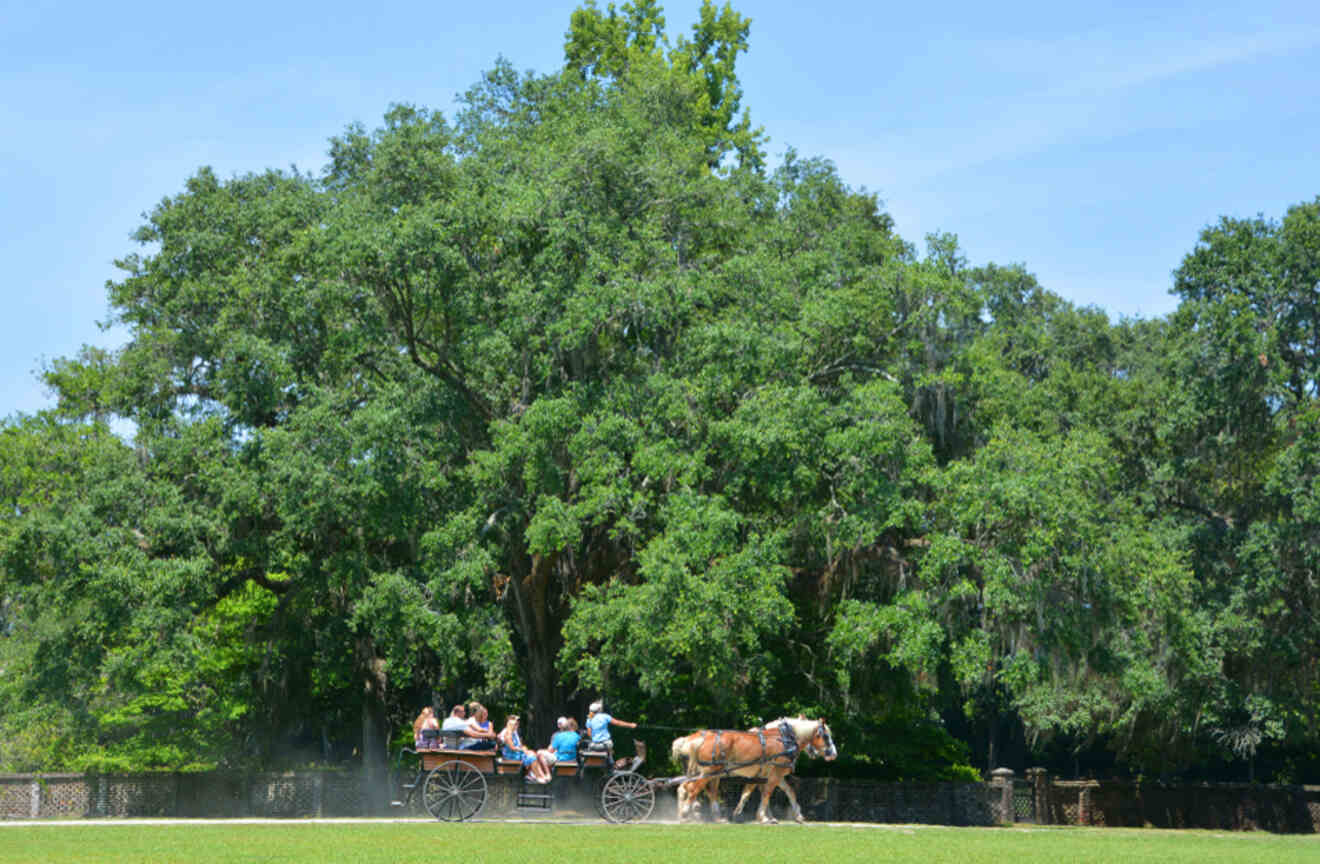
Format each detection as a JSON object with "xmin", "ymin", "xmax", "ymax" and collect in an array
[
  {"xmin": 589, "ymin": 700, "xmax": 603, "ymax": 713},
  {"xmin": 557, "ymin": 716, "xmax": 568, "ymax": 729}
]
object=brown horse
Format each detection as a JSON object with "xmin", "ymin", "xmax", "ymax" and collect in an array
[{"xmin": 671, "ymin": 717, "xmax": 836, "ymax": 823}]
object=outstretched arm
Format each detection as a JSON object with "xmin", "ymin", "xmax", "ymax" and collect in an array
[{"xmin": 609, "ymin": 718, "xmax": 638, "ymax": 729}]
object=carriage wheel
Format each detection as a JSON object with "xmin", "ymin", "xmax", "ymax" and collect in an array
[
  {"xmin": 423, "ymin": 760, "xmax": 487, "ymax": 822},
  {"xmin": 600, "ymin": 771, "xmax": 655, "ymax": 823}
]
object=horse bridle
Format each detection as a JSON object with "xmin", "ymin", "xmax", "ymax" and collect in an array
[{"xmin": 805, "ymin": 721, "xmax": 833, "ymax": 758}]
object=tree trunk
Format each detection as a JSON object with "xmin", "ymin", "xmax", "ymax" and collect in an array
[
  {"xmin": 359, "ymin": 642, "xmax": 390, "ymax": 814},
  {"xmin": 524, "ymin": 642, "xmax": 560, "ymax": 745},
  {"xmin": 504, "ymin": 551, "xmax": 566, "ymax": 745}
]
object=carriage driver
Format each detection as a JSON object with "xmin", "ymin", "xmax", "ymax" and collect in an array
[{"xmin": 585, "ymin": 700, "xmax": 637, "ymax": 757}]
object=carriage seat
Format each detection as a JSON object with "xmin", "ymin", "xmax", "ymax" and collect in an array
[
  {"xmin": 420, "ymin": 749, "xmax": 495, "ymax": 773},
  {"xmin": 417, "ymin": 728, "xmax": 472, "ymax": 753},
  {"xmin": 495, "ymin": 758, "xmax": 526, "ymax": 775},
  {"xmin": 579, "ymin": 750, "xmax": 609, "ymax": 769}
]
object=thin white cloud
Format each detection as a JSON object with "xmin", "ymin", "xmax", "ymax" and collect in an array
[
  {"xmin": 863, "ymin": 26, "xmax": 1320, "ymax": 188},
  {"xmin": 1033, "ymin": 26, "xmax": 1318, "ymax": 94}
]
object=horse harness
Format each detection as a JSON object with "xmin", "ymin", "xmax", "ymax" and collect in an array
[{"xmin": 695, "ymin": 720, "xmax": 800, "ymax": 774}]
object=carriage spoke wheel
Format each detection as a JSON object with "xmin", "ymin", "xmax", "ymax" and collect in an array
[
  {"xmin": 600, "ymin": 771, "xmax": 655, "ymax": 823},
  {"xmin": 423, "ymin": 761, "xmax": 487, "ymax": 822}
]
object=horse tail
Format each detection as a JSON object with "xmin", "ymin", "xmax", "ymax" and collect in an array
[{"xmin": 672, "ymin": 732, "xmax": 706, "ymax": 772}]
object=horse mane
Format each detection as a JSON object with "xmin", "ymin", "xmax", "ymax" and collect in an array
[{"xmin": 767, "ymin": 717, "xmax": 821, "ymax": 740}]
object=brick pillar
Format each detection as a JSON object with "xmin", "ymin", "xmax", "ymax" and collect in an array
[
  {"xmin": 991, "ymin": 767, "xmax": 1015, "ymax": 823},
  {"xmin": 1078, "ymin": 784, "xmax": 1092, "ymax": 826}
]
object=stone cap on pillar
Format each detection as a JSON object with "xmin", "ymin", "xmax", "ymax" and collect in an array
[{"xmin": 991, "ymin": 767, "xmax": 1015, "ymax": 783}]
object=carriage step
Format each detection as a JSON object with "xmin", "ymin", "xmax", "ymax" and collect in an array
[
  {"xmin": 516, "ymin": 793, "xmax": 553, "ymax": 809},
  {"xmin": 389, "ymin": 800, "xmax": 406, "ymax": 808}
]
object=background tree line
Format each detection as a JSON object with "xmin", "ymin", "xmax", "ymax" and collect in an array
[{"xmin": 2, "ymin": 1, "xmax": 1317, "ymax": 787}]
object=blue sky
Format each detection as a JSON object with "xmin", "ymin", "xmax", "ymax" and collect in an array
[{"xmin": 3, "ymin": 0, "xmax": 1318, "ymax": 419}]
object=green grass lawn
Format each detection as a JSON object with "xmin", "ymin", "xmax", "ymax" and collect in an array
[{"xmin": 1, "ymin": 821, "xmax": 1315, "ymax": 864}]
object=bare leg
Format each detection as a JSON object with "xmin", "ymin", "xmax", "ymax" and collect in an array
[{"xmin": 529, "ymin": 751, "xmax": 552, "ymax": 782}]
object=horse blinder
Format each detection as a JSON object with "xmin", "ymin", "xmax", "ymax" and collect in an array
[{"xmin": 809, "ymin": 722, "xmax": 837, "ymax": 761}]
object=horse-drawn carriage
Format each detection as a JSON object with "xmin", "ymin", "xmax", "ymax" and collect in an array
[
  {"xmin": 392, "ymin": 716, "xmax": 835, "ymax": 824},
  {"xmin": 391, "ymin": 730, "xmax": 656, "ymax": 822}
]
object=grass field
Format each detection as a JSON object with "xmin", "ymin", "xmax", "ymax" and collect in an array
[{"xmin": 1, "ymin": 821, "xmax": 1317, "ymax": 864}]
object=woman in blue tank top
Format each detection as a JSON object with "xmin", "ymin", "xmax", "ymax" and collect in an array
[{"xmin": 498, "ymin": 715, "xmax": 551, "ymax": 783}]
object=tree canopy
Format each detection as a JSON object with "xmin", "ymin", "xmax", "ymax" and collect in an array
[{"xmin": 2, "ymin": 2, "xmax": 1318, "ymax": 788}]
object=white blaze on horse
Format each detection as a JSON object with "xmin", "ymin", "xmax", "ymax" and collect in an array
[{"xmin": 670, "ymin": 717, "xmax": 837, "ymax": 824}]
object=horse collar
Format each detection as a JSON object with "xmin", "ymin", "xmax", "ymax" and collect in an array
[{"xmin": 779, "ymin": 720, "xmax": 798, "ymax": 758}]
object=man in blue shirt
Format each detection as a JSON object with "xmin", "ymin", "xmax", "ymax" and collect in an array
[{"xmin": 551, "ymin": 717, "xmax": 581, "ymax": 764}]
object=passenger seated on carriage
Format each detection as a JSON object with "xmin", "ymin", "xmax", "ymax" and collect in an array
[
  {"xmin": 498, "ymin": 715, "xmax": 552, "ymax": 783},
  {"xmin": 585, "ymin": 700, "xmax": 637, "ymax": 758},
  {"xmin": 459, "ymin": 702, "xmax": 498, "ymax": 750},
  {"xmin": 413, "ymin": 706, "xmax": 441, "ymax": 750},
  {"xmin": 551, "ymin": 717, "xmax": 581, "ymax": 763},
  {"xmin": 441, "ymin": 704, "xmax": 469, "ymax": 733}
]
